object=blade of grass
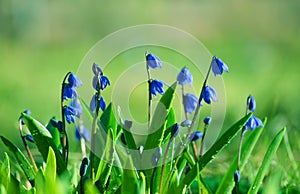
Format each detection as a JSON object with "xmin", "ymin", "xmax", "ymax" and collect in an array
[
  {"xmin": 247, "ymin": 127, "xmax": 286, "ymax": 194},
  {"xmin": 177, "ymin": 113, "xmax": 252, "ymax": 191},
  {"xmin": 215, "ymin": 118, "xmax": 267, "ymax": 194}
]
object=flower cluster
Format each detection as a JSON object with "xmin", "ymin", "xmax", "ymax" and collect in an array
[
  {"xmin": 62, "ymin": 73, "xmax": 82, "ymax": 123},
  {"xmin": 146, "ymin": 53, "xmax": 165, "ymax": 97},
  {"xmin": 243, "ymin": 95, "xmax": 263, "ymax": 131},
  {"xmin": 90, "ymin": 63, "xmax": 110, "ymax": 112}
]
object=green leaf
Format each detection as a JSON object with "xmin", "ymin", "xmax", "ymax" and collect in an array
[
  {"xmin": 122, "ymin": 125, "xmax": 137, "ymax": 150},
  {"xmin": 0, "ymin": 136, "xmax": 35, "ymax": 182},
  {"xmin": 44, "ymin": 147, "xmax": 56, "ymax": 186},
  {"xmin": 0, "ymin": 152, "xmax": 10, "ymax": 190},
  {"xmin": 45, "ymin": 118, "xmax": 62, "ymax": 150},
  {"xmin": 215, "ymin": 118, "xmax": 266, "ymax": 194},
  {"xmin": 144, "ymin": 82, "xmax": 177, "ymax": 149},
  {"xmin": 122, "ymin": 159, "xmax": 145, "ymax": 194},
  {"xmin": 22, "ymin": 113, "xmax": 66, "ymax": 175},
  {"xmin": 247, "ymin": 127, "xmax": 286, "ymax": 194},
  {"xmin": 99, "ymin": 103, "xmax": 117, "ymax": 138},
  {"xmin": 177, "ymin": 113, "xmax": 252, "ymax": 191}
]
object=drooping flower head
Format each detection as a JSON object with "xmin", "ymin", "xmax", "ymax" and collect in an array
[
  {"xmin": 244, "ymin": 116, "xmax": 263, "ymax": 130},
  {"xmin": 146, "ymin": 53, "xmax": 162, "ymax": 69},
  {"xmin": 247, "ymin": 95, "xmax": 256, "ymax": 112},
  {"xmin": 211, "ymin": 56, "xmax": 229, "ymax": 76},
  {"xmin": 71, "ymin": 98, "xmax": 83, "ymax": 118},
  {"xmin": 177, "ymin": 67, "xmax": 193, "ymax": 86},
  {"xmin": 90, "ymin": 94, "xmax": 106, "ymax": 112},
  {"xmin": 63, "ymin": 73, "xmax": 82, "ymax": 100},
  {"xmin": 150, "ymin": 79, "xmax": 164, "ymax": 97},
  {"xmin": 64, "ymin": 106, "xmax": 77, "ymax": 124},
  {"xmin": 92, "ymin": 63, "xmax": 110, "ymax": 91},
  {"xmin": 203, "ymin": 116, "xmax": 212, "ymax": 125},
  {"xmin": 75, "ymin": 126, "xmax": 91, "ymax": 142},
  {"xmin": 183, "ymin": 93, "xmax": 198, "ymax": 114},
  {"xmin": 201, "ymin": 85, "xmax": 218, "ymax": 104},
  {"xmin": 189, "ymin": 131, "xmax": 203, "ymax": 142}
]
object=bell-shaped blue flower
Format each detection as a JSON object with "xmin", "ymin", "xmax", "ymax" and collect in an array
[
  {"xmin": 92, "ymin": 75, "xmax": 110, "ymax": 91},
  {"xmin": 211, "ymin": 56, "xmax": 229, "ymax": 76},
  {"xmin": 244, "ymin": 116, "xmax": 263, "ymax": 130},
  {"xmin": 63, "ymin": 84, "xmax": 77, "ymax": 100},
  {"xmin": 92, "ymin": 62, "xmax": 103, "ymax": 75},
  {"xmin": 90, "ymin": 95, "xmax": 106, "ymax": 112},
  {"xmin": 68, "ymin": 73, "xmax": 82, "ymax": 88},
  {"xmin": 203, "ymin": 116, "xmax": 212, "ymax": 125},
  {"xmin": 177, "ymin": 67, "xmax": 193, "ymax": 86},
  {"xmin": 146, "ymin": 53, "xmax": 162, "ymax": 69},
  {"xmin": 247, "ymin": 95, "xmax": 256, "ymax": 112},
  {"xmin": 71, "ymin": 98, "xmax": 83, "ymax": 118},
  {"xmin": 64, "ymin": 106, "xmax": 77, "ymax": 124},
  {"xmin": 181, "ymin": 119, "xmax": 192, "ymax": 127},
  {"xmin": 183, "ymin": 93, "xmax": 198, "ymax": 114},
  {"xmin": 75, "ymin": 126, "xmax": 91, "ymax": 142},
  {"xmin": 150, "ymin": 80, "xmax": 164, "ymax": 97},
  {"xmin": 189, "ymin": 131, "xmax": 203, "ymax": 142},
  {"xmin": 201, "ymin": 85, "xmax": 217, "ymax": 104}
]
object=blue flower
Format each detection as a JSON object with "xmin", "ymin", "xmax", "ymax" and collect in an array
[
  {"xmin": 183, "ymin": 93, "xmax": 198, "ymax": 114},
  {"xmin": 247, "ymin": 95, "xmax": 256, "ymax": 112},
  {"xmin": 244, "ymin": 116, "xmax": 263, "ymax": 130},
  {"xmin": 92, "ymin": 62, "xmax": 103, "ymax": 75},
  {"xmin": 75, "ymin": 126, "xmax": 91, "ymax": 141},
  {"xmin": 90, "ymin": 94, "xmax": 106, "ymax": 112},
  {"xmin": 25, "ymin": 134, "xmax": 34, "ymax": 143},
  {"xmin": 150, "ymin": 79, "xmax": 164, "ymax": 97},
  {"xmin": 71, "ymin": 98, "xmax": 82, "ymax": 118},
  {"xmin": 234, "ymin": 170, "xmax": 240, "ymax": 183},
  {"xmin": 211, "ymin": 56, "xmax": 229, "ymax": 76},
  {"xmin": 189, "ymin": 131, "xmax": 203, "ymax": 142},
  {"xmin": 201, "ymin": 85, "xmax": 217, "ymax": 104},
  {"xmin": 181, "ymin": 119, "xmax": 192, "ymax": 127},
  {"xmin": 64, "ymin": 106, "xmax": 77, "ymax": 124},
  {"xmin": 177, "ymin": 67, "xmax": 193, "ymax": 86},
  {"xmin": 146, "ymin": 53, "xmax": 162, "ymax": 69},
  {"xmin": 203, "ymin": 116, "xmax": 212, "ymax": 125},
  {"xmin": 92, "ymin": 75, "xmax": 110, "ymax": 91},
  {"xmin": 68, "ymin": 73, "xmax": 82, "ymax": 88},
  {"xmin": 63, "ymin": 84, "xmax": 77, "ymax": 100}
]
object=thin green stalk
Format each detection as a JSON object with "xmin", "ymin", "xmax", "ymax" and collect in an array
[
  {"xmin": 159, "ymin": 138, "xmax": 173, "ymax": 193},
  {"xmin": 90, "ymin": 75, "xmax": 102, "ymax": 182},
  {"xmin": 61, "ymin": 71, "xmax": 71, "ymax": 165},
  {"xmin": 146, "ymin": 60, "xmax": 153, "ymax": 129}
]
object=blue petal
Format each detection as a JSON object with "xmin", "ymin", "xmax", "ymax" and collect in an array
[
  {"xmin": 207, "ymin": 86, "xmax": 218, "ymax": 102},
  {"xmin": 92, "ymin": 63, "xmax": 103, "ymax": 75},
  {"xmin": 146, "ymin": 53, "xmax": 162, "ymax": 69},
  {"xmin": 203, "ymin": 116, "xmax": 212, "ymax": 125},
  {"xmin": 247, "ymin": 95, "xmax": 256, "ymax": 112},
  {"xmin": 71, "ymin": 98, "xmax": 82, "ymax": 118},
  {"xmin": 64, "ymin": 106, "xmax": 76, "ymax": 124},
  {"xmin": 100, "ymin": 76, "xmax": 110, "ymax": 90},
  {"xmin": 90, "ymin": 94, "xmax": 96, "ymax": 111},
  {"xmin": 63, "ymin": 84, "xmax": 77, "ymax": 100},
  {"xmin": 181, "ymin": 119, "xmax": 192, "ymax": 127},
  {"xmin": 68, "ymin": 73, "xmax": 82, "ymax": 88},
  {"xmin": 150, "ymin": 80, "xmax": 164, "ymax": 97},
  {"xmin": 183, "ymin": 93, "xmax": 198, "ymax": 114},
  {"xmin": 75, "ymin": 126, "xmax": 91, "ymax": 141},
  {"xmin": 189, "ymin": 131, "xmax": 203, "ymax": 142},
  {"xmin": 211, "ymin": 56, "xmax": 229, "ymax": 76},
  {"xmin": 177, "ymin": 67, "xmax": 193, "ymax": 85},
  {"xmin": 100, "ymin": 96, "xmax": 106, "ymax": 111}
]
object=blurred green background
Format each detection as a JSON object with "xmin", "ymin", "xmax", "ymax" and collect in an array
[{"xmin": 1, "ymin": 0, "xmax": 299, "ymax": 182}]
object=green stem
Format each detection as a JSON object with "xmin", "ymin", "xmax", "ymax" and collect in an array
[
  {"xmin": 159, "ymin": 139, "xmax": 173, "ymax": 193},
  {"xmin": 61, "ymin": 71, "xmax": 71, "ymax": 165},
  {"xmin": 90, "ymin": 78, "xmax": 102, "ymax": 182}
]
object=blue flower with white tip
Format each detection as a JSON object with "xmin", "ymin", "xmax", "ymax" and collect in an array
[
  {"xmin": 211, "ymin": 56, "xmax": 229, "ymax": 76},
  {"xmin": 244, "ymin": 116, "xmax": 263, "ymax": 130},
  {"xmin": 150, "ymin": 79, "xmax": 164, "ymax": 97},
  {"xmin": 146, "ymin": 53, "xmax": 162, "ymax": 69},
  {"xmin": 177, "ymin": 67, "xmax": 193, "ymax": 86},
  {"xmin": 201, "ymin": 85, "xmax": 218, "ymax": 104}
]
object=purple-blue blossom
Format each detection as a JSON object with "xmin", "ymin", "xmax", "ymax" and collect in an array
[
  {"xmin": 90, "ymin": 95, "xmax": 106, "ymax": 112},
  {"xmin": 247, "ymin": 95, "xmax": 256, "ymax": 112},
  {"xmin": 64, "ymin": 106, "xmax": 77, "ymax": 124},
  {"xmin": 150, "ymin": 79, "xmax": 164, "ymax": 97},
  {"xmin": 203, "ymin": 116, "xmax": 212, "ymax": 125},
  {"xmin": 189, "ymin": 131, "xmax": 203, "ymax": 142},
  {"xmin": 201, "ymin": 85, "xmax": 218, "ymax": 104},
  {"xmin": 146, "ymin": 53, "xmax": 162, "ymax": 69},
  {"xmin": 211, "ymin": 56, "xmax": 229, "ymax": 76},
  {"xmin": 68, "ymin": 73, "xmax": 82, "ymax": 88},
  {"xmin": 244, "ymin": 116, "xmax": 263, "ymax": 130},
  {"xmin": 75, "ymin": 126, "xmax": 91, "ymax": 142},
  {"xmin": 92, "ymin": 75, "xmax": 110, "ymax": 91},
  {"xmin": 177, "ymin": 67, "xmax": 193, "ymax": 86},
  {"xmin": 183, "ymin": 93, "xmax": 198, "ymax": 114}
]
